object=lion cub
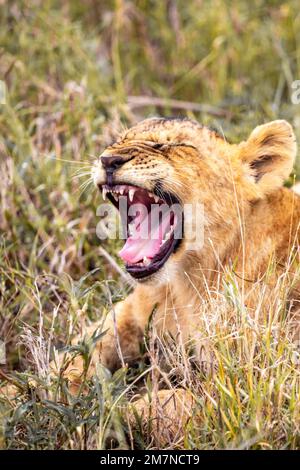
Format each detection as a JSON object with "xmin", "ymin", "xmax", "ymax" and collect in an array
[{"xmin": 57, "ymin": 118, "xmax": 300, "ymax": 409}]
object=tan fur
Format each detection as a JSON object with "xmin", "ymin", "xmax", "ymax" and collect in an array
[{"xmin": 56, "ymin": 118, "xmax": 300, "ymax": 424}]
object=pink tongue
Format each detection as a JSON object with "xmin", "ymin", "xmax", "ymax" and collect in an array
[{"xmin": 119, "ymin": 210, "xmax": 171, "ymax": 264}]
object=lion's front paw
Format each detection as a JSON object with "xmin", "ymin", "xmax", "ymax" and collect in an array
[
  {"xmin": 127, "ymin": 388, "xmax": 196, "ymax": 446},
  {"xmin": 49, "ymin": 327, "xmax": 123, "ymax": 394}
]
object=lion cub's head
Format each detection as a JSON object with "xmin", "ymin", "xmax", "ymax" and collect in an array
[{"xmin": 92, "ymin": 117, "xmax": 296, "ymax": 283}]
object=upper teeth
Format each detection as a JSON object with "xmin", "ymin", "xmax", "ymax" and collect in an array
[
  {"xmin": 100, "ymin": 185, "xmax": 161, "ymax": 204},
  {"xmin": 129, "ymin": 189, "xmax": 135, "ymax": 202}
]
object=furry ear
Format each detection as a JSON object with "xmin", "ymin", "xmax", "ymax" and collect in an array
[{"xmin": 240, "ymin": 120, "xmax": 297, "ymax": 195}]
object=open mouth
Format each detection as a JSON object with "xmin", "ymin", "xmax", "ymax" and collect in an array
[{"xmin": 99, "ymin": 183, "xmax": 183, "ymax": 279}]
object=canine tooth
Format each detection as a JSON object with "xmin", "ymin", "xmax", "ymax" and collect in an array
[
  {"xmin": 153, "ymin": 195, "xmax": 159, "ymax": 203},
  {"xmin": 128, "ymin": 222, "xmax": 134, "ymax": 235},
  {"xmin": 119, "ymin": 187, "xmax": 124, "ymax": 195},
  {"xmin": 164, "ymin": 230, "xmax": 171, "ymax": 240},
  {"xmin": 102, "ymin": 187, "xmax": 107, "ymax": 200},
  {"xmin": 129, "ymin": 189, "xmax": 135, "ymax": 202},
  {"xmin": 143, "ymin": 256, "xmax": 151, "ymax": 266}
]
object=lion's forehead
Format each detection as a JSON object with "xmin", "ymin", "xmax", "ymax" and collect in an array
[{"xmin": 121, "ymin": 117, "xmax": 222, "ymax": 146}]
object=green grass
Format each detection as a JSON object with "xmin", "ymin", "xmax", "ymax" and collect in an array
[{"xmin": 0, "ymin": 0, "xmax": 300, "ymax": 449}]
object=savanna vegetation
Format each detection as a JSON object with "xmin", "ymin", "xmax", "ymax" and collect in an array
[{"xmin": 0, "ymin": 0, "xmax": 300, "ymax": 449}]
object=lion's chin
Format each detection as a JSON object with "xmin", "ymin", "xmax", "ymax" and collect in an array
[{"xmin": 131, "ymin": 256, "xmax": 182, "ymax": 286}]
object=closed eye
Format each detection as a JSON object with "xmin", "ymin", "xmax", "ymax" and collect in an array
[
  {"xmin": 151, "ymin": 142, "xmax": 197, "ymax": 150},
  {"xmin": 149, "ymin": 142, "xmax": 198, "ymax": 151},
  {"xmin": 152, "ymin": 142, "xmax": 164, "ymax": 150}
]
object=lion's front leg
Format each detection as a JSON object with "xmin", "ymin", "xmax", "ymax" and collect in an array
[
  {"xmin": 93, "ymin": 285, "xmax": 162, "ymax": 371},
  {"xmin": 98, "ymin": 298, "xmax": 145, "ymax": 371},
  {"xmin": 51, "ymin": 287, "xmax": 155, "ymax": 392}
]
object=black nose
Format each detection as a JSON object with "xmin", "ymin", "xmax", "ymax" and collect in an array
[
  {"xmin": 101, "ymin": 155, "xmax": 124, "ymax": 185},
  {"xmin": 101, "ymin": 155, "xmax": 124, "ymax": 172}
]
